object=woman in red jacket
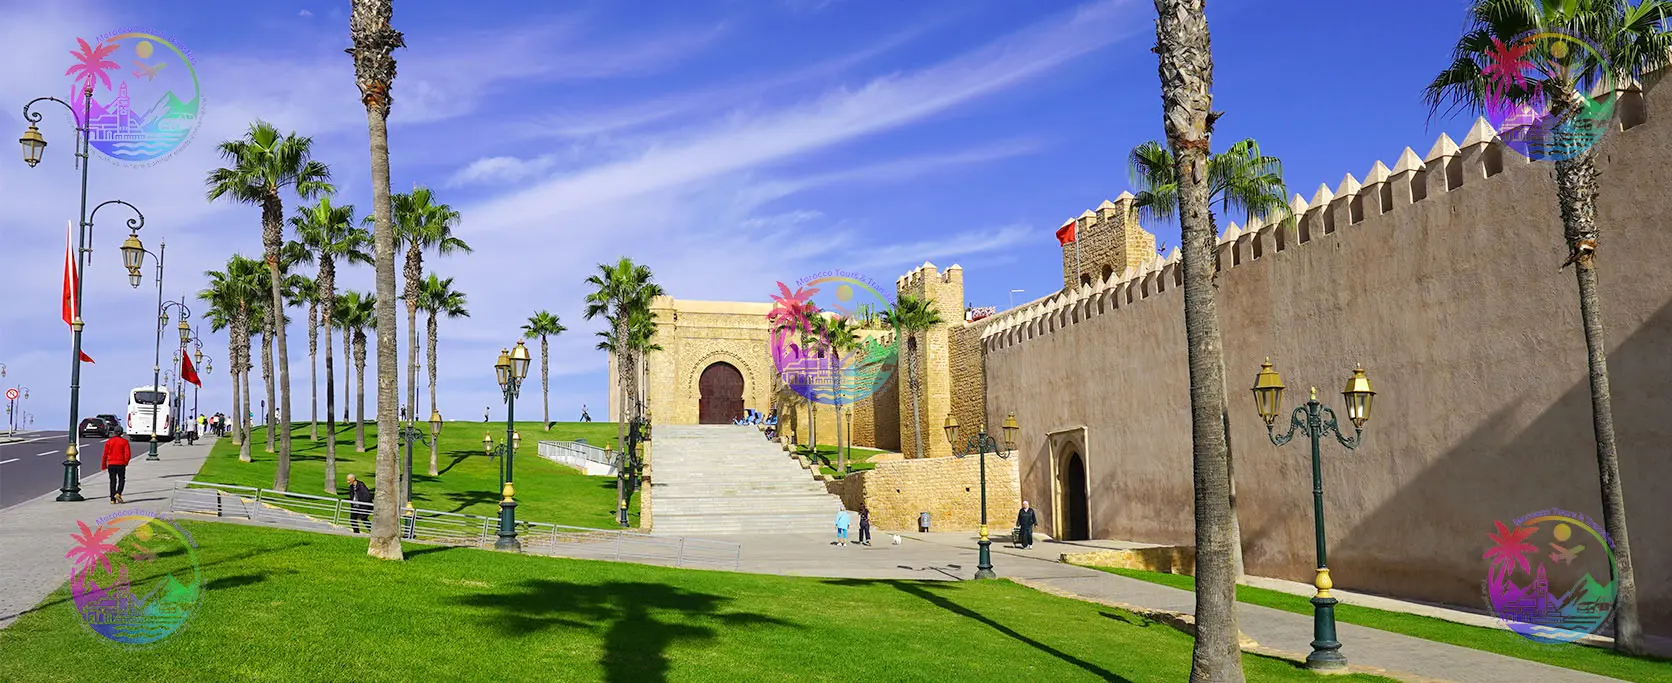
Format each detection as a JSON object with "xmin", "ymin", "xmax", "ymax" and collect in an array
[{"xmin": 101, "ymin": 433, "xmax": 132, "ymax": 504}]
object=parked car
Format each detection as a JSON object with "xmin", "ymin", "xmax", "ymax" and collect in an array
[{"xmin": 78, "ymin": 417, "xmax": 112, "ymax": 438}]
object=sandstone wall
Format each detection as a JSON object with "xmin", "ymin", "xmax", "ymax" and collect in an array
[
  {"xmin": 983, "ymin": 82, "xmax": 1672, "ymax": 635},
  {"xmin": 1060, "ymin": 193, "xmax": 1158, "ymax": 290},
  {"xmin": 644, "ymin": 298, "xmax": 777, "ymax": 425},
  {"xmin": 832, "ymin": 452, "xmax": 1022, "ymax": 532},
  {"xmin": 895, "ymin": 264, "xmax": 964, "ymax": 459}
]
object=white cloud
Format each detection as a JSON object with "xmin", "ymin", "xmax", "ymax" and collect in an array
[
  {"xmin": 299, "ymin": 9, "xmax": 313, "ymax": 17},
  {"xmin": 446, "ymin": 155, "xmax": 560, "ymax": 187},
  {"xmin": 460, "ymin": 0, "xmax": 1137, "ymax": 232}
]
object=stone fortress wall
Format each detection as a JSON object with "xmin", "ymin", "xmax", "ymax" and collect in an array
[{"xmin": 974, "ymin": 79, "xmax": 1671, "ymax": 635}]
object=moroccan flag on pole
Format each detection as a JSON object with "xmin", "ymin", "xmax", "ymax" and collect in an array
[
  {"xmin": 80, "ymin": 350, "xmax": 94, "ymax": 363},
  {"xmin": 1054, "ymin": 219, "xmax": 1077, "ymax": 246},
  {"xmin": 62, "ymin": 220, "xmax": 78, "ymax": 326},
  {"xmin": 181, "ymin": 353, "xmax": 202, "ymax": 387}
]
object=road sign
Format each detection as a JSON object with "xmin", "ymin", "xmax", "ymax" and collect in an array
[{"xmin": 5, "ymin": 388, "xmax": 17, "ymax": 401}]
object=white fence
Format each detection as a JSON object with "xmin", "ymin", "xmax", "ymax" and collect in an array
[
  {"xmin": 536, "ymin": 440, "xmax": 619, "ymax": 476},
  {"xmin": 168, "ymin": 480, "xmax": 738, "ymax": 570}
]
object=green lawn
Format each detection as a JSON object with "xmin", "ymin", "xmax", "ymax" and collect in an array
[
  {"xmin": 1096, "ymin": 567, "xmax": 1672, "ymax": 682},
  {"xmin": 0, "ymin": 522, "xmax": 1396, "ymax": 682},
  {"xmin": 197, "ymin": 421, "xmax": 638, "ymax": 529},
  {"xmin": 797, "ymin": 444, "xmax": 888, "ymax": 478}
]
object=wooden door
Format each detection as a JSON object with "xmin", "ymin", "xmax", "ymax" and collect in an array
[{"xmin": 698, "ymin": 362, "xmax": 745, "ymax": 424}]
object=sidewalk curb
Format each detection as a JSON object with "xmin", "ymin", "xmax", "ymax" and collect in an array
[{"xmin": 1009, "ymin": 576, "xmax": 1454, "ymax": 683}]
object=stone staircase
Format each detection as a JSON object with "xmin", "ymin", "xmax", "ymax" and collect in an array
[{"xmin": 648, "ymin": 424, "xmax": 845, "ymax": 536}]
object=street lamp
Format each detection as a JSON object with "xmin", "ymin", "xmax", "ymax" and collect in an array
[
  {"xmin": 1252, "ymin": 359, "xmax": 1375, "ymax": 673},
  {"xmin": 489, "ymin": 341, "xmax": 530, "ymax": 551},
  {"xmin": 145, "ymin": 296, "xmax": 191, "ymax": 462},
  {"xmin": 943, "ymin": 411, "xmax": 1019, "ymax": 580},
  {"xmin": 26, "ymin": 86, "xmax": 149, "ymax": 502}
]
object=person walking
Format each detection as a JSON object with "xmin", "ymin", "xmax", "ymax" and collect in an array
[
  {"xmin": 346, "ymin": 474, "xmax": 372, "ymax": 533},
  {"xmin": 858, "ymin": 506, "xmax": 873, "ymax": 546},
  {"xmin": 1015, "ymin": 500, "xmax": 1037, "ymax": 550},
  {"xmin": 484, "ymin": 406, "xmax": 490, "ymax": 422},
  {"xmin": 101, "ymin": 431, "xmax": 133, "ymax": 504},
  {"xmin": 834, "ymin": 509, "xmax": 852, "ymax": 547}
]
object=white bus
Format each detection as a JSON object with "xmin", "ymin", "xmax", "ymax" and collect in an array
[{"xmin": 126, "ymin": 385, "xmax": 173, "ymax": 443}]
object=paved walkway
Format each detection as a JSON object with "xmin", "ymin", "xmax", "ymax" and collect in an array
[
  {"xmin": 692, "ymin": 530, "xmax": 1631, "ymax": 683},
  {"xmin": 0, "ymin": 439, "xmax": 213, "ymax": 630}
]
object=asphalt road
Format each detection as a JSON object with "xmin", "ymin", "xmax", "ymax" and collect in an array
[{"xmin": 0, "ymin": 431, "xmax": 109, "ymax": 510}]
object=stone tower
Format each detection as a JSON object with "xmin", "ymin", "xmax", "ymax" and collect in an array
[
  {"xmin": 895, "ymin": 262, "xmax": 964, "ymax": 460},
  {"xmin": 1060, "ymin": 192, "xmax": 1157, "ymax": 291}
]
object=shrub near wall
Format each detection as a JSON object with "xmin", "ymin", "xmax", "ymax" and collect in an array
[{"xmin": 832, "ymin": 452, "xmax": 1021, "ymax": 532}]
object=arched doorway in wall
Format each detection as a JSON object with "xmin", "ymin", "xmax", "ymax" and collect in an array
[
  {"xmin": 1062, "ymin": 450, "xmax": 1091, "ymax": 541},
  {"xmin": 697, "ymin": 362, "xmax": 745, "ymax": 424}
]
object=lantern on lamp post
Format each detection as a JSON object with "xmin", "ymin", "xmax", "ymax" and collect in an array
[
  {"xmin": 943, "ymin": 411, "xmax": 1019, "ymax": 580},
  {"xmin": 1252, "ymin": 359, "xmax": 1375, "ymax": 673}
]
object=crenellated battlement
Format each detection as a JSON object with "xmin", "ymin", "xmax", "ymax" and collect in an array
[{"xmin": 979, "ymin": 80, "xmax": 1653, "ymax": 352}]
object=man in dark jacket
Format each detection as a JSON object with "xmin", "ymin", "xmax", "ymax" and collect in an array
[
  {"xmin": 1015, "ymin": 500, "xmax": 1037, "ymax": 550},
  {"xmin": 101, "ymin": 433, "xmax": 133, "ymax": 504},
  {"xmin": 346, "ymin": 474, "xmax": 372, "ymax": 533}
]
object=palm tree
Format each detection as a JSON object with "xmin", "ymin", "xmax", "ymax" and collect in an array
[
  {"xmin": 628, "ymin": 309, "xmax": 661, "ymax": 424},
  {"xmin": 522, "ymin": 311, "xmax": 567, "ymax": 431},
  {"xmin": 205, "ymin": 121, "xmax": 334, "ymax": 491},
  {"xmin": 418, "ymin": 275, "xmax": 469, "ymax": 476},
  {"xmin": 200, "ymin": 255, "xmax": 266, "ymax": 463},
  {"xmin": 1423, "ymin": 0, "xmax": 1670, "ymax": 653},
  {"xmin": 1130, "ymin": 137, "xmax": 1290, "ymax": 581},
  {"xmin": 585, "ymin": 258, "xmax": 665, "ymax": 520},
  {"xmin": 389, "ymin": 186, "xmax": 469, "ymax": 436},
  {"xmin": 1152, "ymin": 0, "xmax": 1244, "ymax": 678},
  {"xmin": 293, "ymin": 196, "xmax": 371, "ymax": 493},
  {"xmin": 349, "ymin": 0, "xmax": 407, "ymax": 560},
  {"xmin": 825, "ymin": 316, "xmax": 861, "ymax": 474},
  {"xmin": 336, "ymin": 291, "xmax": 376, "ymax": 453},
  {"xmin": 880, "ymin": 295, "xmax": 942, "ymax": 461}
]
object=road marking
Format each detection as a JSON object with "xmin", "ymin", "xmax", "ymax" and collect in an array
[
  {"xmin": 0, "ymin": 458, "xmax": 18, "ymax": 465},
  {"xmin": 37, "ymin": 450, "xmax": 59, "ymax": 456}
]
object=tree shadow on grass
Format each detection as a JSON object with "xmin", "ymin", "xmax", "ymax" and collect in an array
[
  {"xmin": 822, "ymin": 578, "xmax": 1133, "ymax": 682},
  {"xmin": 437, "ymin": 450, "xmax": 485, "ymax": 476},
  {"xmin": 205, "ymin": 568, "xmax": 298, "ymax": 592},
  {"xmin": 452, "ymin": 579, "xmax": 796, "ymax": 683},
  {"xmin": 442, "ymin": 490, "xmax": 499, "ymax": 514}
]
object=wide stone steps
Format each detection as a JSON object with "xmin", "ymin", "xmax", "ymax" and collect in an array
[{"xmin": 649, "ymin": 424, "xmax": 847, "ymax": 535}]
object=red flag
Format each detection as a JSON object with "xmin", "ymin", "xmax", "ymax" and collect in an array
[
  {"xmin": 181, "ymin": 353, "xmax": 201, "ymax": 387},
  {"xmin": 80, "ymin": 350, "xmax": 94, "ymax": 363},
  {"xmin": 1055, "ymin": 219, "xmax": 1077, "ymax": 246},
  {"xmin": 62, "ymin": 221, "xmax": 79, "ymax": 327}
]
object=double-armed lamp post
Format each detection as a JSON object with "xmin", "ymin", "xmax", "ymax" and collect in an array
[
  {"xmin": 942, "ymin": 412, "xmax": 1019, "ymax": 580},
  {"xmin": 1251, "ymin": 359, "xmax": 1375, "ymax": 673},
  {"xmin": 23, "ymin": 87, "xmax": 149, "ymax": 502},
  {"xmin": 481, "ymin": 341, "xmax": 531, "ymax": 551},
  {"xmin": 396, "ymin": 411, "xmax": 441, "ymax": 537},
  {"xmin": 144, "ymin": 297, "xmax": 192, "ymax": 461}
]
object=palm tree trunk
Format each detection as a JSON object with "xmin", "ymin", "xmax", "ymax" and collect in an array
[
  {"xmin": 355, "ymin": 331, "xmax": 368, "ymax": 453},
  {"xmin": 323, "ymin": 305, "xmax": 337, "ymax": 493},
  {"xmin": 262, "ymin": 196, "xmax": 294, "ymax": 489},
  {"xmin": 1154, "ymin": 1, "xmax": 1243, "ymax": 679},
  {"xmin": 1554, "ymin": 149, "xmax": 1641, "ymax": 654},
  {"xmin": 907, "ymin": 340, "xmax": 922, "ymax": 460},
  {"xmin": 344, "ymin": 327, "xmax": 353, "ymax": 432},
  {"xmin": 261, "ymin": 315, "xmax": 276, "ymax": 456},
  {"xmin": 834, "ymin": 352, "xmax": 845, "ymax": 473},
  {"xmin": 241, "ymin": 333, "xmax": 254, "ymax": 464},
  {"xmin": 615, "ymin": 320, "xmax": 629, "ymax": 521},
  {"xmin": 229, "ymin": 336, "xmax": 242, "ymax": 448},
  {"xmin": 540, "ymin": 335, "xmax": 550, "ymax": 431},
  {"xmin": 309, "ymin": 300, "xmax": 318, "ymax": 441},
  {"xmin": 427, "ymin": 311, "xmax": 439, "ymax": 476},
  {"xmin": 352, "ymin": 0, "xmax": 407, "ymax": 557},
  {"xmin": 407, "ymin": 296, "xmax": 419, "ymax": 430}
]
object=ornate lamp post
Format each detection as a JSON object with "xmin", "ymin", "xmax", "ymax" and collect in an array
[
  {"xmin": 192, "ymin": 346, "xmax": 212, "ymax": 430},
  {"xmin": 1252, "ymin": 359, "xmax": 1375, "ymax": 673},
  {"xmin": 487, "ymin": 341, "xmax": 530, "ymax": 551},
  {"xmin": 396, "ymin": 416, "xmax": 432, "ymax": 538},
  {"xmin": 620, "ymin": 415, "xmax": 645, "ymax": 527},
  {"xmin": 943, "ymin": 411, "xmax": 1019, "ymax": 580},
  {"xmin": 141, "ymin": 297, "xmax": 191, "ymax": 461},
  {"xmin": 26, "ymin": 87, "xmax": 148, "ymax": 501},
  {"xmin": 7, "ymin": 386, "xmax": 29, "ymax": 435}
]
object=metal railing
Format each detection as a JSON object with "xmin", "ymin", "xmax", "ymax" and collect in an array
[
  {"xmin": 167, "ymin": 480, "xmax": 739, "ymax": 570},
  {"xmin": 538, "ymin": 439, "xmax": 618, "ymax": 467}
]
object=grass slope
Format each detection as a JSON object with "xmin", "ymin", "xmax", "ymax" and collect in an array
[
  {"xmin": 0, "ymin": 522, "xmax": 1395, "ymax": 682},
  {"xmin": 197, "ymin": 421, "xmax": 637, "ymax": 529},
  {"xmin": 1097, "ymin": 567, "xmax": 1672, "ymax": 682},
  {"xmin": 797, "ymin": 444, "xmax": 888, "ymax": 477}
]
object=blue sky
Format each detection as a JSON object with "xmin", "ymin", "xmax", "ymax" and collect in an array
[{"xmin": 0, "ymin": 0, "xmax": 1481, "ymax": 428}]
